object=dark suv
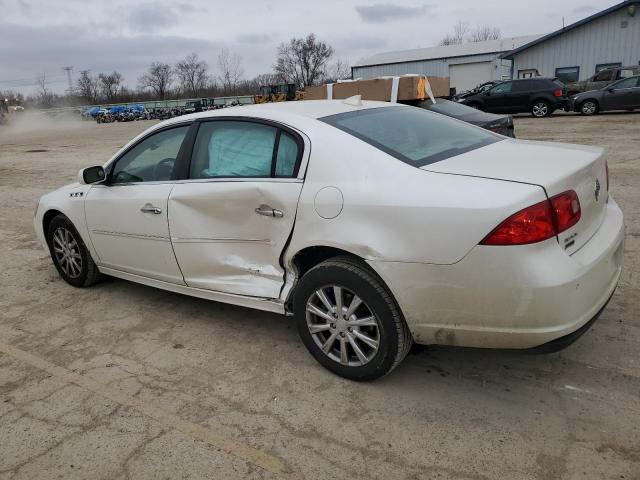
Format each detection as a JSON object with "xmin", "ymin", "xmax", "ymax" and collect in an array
[{"xmin": 459, "ymin": 78, "xmax": 568, "ymax": 117}]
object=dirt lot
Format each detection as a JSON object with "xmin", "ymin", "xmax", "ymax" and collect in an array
[{"xmin": 0, "ymin": 112, "xmax": 638, "ymax": 480}]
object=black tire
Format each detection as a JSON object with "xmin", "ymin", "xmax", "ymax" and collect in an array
[
  {"xmin": 580, "ymin": 100, "xmax": 599, "ymax": 116},
  {"xmin": 46, "ymin": 214, "xmax": 101, "ymax": 288},
  {"xmin": 531, "ymin": 100, "xmax": 552, "ymax": 118},
  {"xmin": 293, "ymin": 256, "xmax": 412, "ymax": 381}
]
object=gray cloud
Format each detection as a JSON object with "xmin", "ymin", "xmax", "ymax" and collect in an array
[
  {"xmin": 571, "ymin": 4, "xmax": 595, "ymax": 15},
  {"xmin": 237, "ymin": 33, "xmax": 275, "ymax": 44},
  {"xmin": 355, "ymin": 4, "xmax": 431, "ymax": 23},
  {"xmin": 126, "ymin": 2, "xmax": 175, "ymax": 32},
  {"xmin": 0, "ymin": 22, "xmax": 221, "ymax": 92}
]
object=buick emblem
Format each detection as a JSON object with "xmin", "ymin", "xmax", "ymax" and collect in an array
[{"xmin": 594, "ymin": 178, "xmax": 601, "ymax": 202}]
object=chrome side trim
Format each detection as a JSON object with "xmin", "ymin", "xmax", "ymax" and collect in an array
[
  {"xmin": 171, "ymin": 237, "xmax": 271, "ymax": 244},
  {"xmin": 98, "ymin": 267, "xmax": 286, "ymax": 314},
  {"xmin": 92, "ymin": 230, "xmax": 169, "ymax": 242}
]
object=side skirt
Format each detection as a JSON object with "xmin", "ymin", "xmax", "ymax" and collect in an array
[{"xmin": 98, "ymin": 267, "xmax": 286, "ymax": 315}]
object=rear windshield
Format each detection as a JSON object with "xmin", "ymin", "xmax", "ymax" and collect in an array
[
  {"xmin": 320, "ymin": 106, "xmax": 501, "ymax": 167},
  {"xmin": 418, "ymin": 98, "xmax": 477, "ymax": 116}
]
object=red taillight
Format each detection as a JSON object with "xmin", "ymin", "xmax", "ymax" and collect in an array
[
  {"xmin": 480, "ymin": 199, "xmax": 556, "ymax": 245},
  {"xmin": 550, "ymin": 190, "xmax": 581, "ymax": 232},
  {"xmin": 480, "ymin": 190, "xmax": 581, "ymax": 246},
  {"xmin": 553, "ymin": 89, "xmax": 563, "ymax": 97}
]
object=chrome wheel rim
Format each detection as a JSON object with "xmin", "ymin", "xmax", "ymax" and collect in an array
[
  {"xmin": 306, "ymin": 285, "xmax": 380, "ymax": 367},
  {"xmin": 582, "ymin": 102, "xmax": 596, "ymax": 114},
  {"xmin": 532, "ymin": 103, "xmax": 548, "ymax": 117},
  {"xmin": 52, "ymin": 227, "xmax": 82, "ymax": 278}
]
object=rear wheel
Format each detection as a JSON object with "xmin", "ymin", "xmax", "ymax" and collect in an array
[
  {"xmin": 531, "ymin": 100, "xmax": 551, "ymax": 118},
  {"xmin": 294, "ymin": 256, "xmax": 412, "ymax": 381},
  {"xmin": 46, "ymin": 215, "xmax": 101, "ymax": 288},
  {"xmin": 580, "ymin": 100, "xmax": 599, "ymax": 116}
]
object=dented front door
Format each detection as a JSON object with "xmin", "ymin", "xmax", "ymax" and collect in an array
[{"xmin": 168, "ymin": 180, "xmax": 302, "ymax": 298}]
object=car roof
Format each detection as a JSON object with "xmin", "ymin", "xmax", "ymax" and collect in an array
[{"xmin": 165, "ymin": 99, "xmax": 399, "ymax": 124}]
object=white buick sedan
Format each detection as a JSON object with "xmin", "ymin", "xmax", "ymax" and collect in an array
[{"xmin": 34, "ymin": 99, "xmax": 624, "ymax": 380}]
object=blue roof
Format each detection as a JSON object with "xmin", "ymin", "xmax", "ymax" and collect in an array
[{"xmin": 502, "ymin": 0, "xmax": 640, "ymax": 59}]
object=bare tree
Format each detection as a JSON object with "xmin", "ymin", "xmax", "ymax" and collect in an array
[
  {"xmin": 275, "ymin": 34, "xmax": 334, "ymax": 88},
  {"xmin": 174, "ymin": 53, "xmax": 209, "ymax": 97},
  {"xmin": 324, "ymin": 59, "xmax": 351, "ymax": 83},
  {"xmin": 217, "ymin": 48, "xmax": 244, "ymax": 95},
  {"xmin": 77, "ymin": 70, "xmax": 99, "ymax": 104},
  {"xmin": 138, "ymin": 62, "xmax": 173, "ymax": 100},
  {"xmin": 98, "ymin": 71, "xmax": 123, "ymax": 102},
  {"xmin": 469, "ymin": 25, "xmax": 501, "ymax": 42},
  {"xmin": 439, "ymin": 20, "xmax": 470, "ymax": 46},
  {"xmin": 36, "ymin": 73, "xmax": 54, "ymax": 107}
]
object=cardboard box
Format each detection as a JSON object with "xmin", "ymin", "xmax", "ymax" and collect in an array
[{"xmin": 304, "ymin": 75, "xmax": 450, "ymax": 101}]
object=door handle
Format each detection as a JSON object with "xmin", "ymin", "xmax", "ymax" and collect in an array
[
  {"xmin": 255, "ymin": 205, "xmax": 283, "ymax": 218},
  {"xmin": 140, "ymin": 203, "xmax": 162, "ymax": 214}
]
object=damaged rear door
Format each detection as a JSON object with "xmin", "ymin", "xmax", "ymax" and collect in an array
[{"xmin": 168, "ymin": 119, "xmax": 305, "ymax": 298}]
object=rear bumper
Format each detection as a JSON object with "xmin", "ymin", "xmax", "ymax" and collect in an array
[
  {"xmin": 530, "ymin": 291, "xmax": 614, "ymax": 353},
  {"xmin": 369, "ymin": 197, "xmax": 624, "ymax": 349}
]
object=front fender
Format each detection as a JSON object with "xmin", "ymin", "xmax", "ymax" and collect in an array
[{"xmin": 34, "ymin": 184, "xmax": 98, "ymax": 261}]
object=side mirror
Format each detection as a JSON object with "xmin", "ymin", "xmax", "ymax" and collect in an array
[
  {"xmin": 607, "ymin": 87, "xmax": 615, "ymax": 93},
  {"xmin": 78, "ymin": 166, "xmax": 106, "ymax": 185},
  {"xmin": 484, "ymin": 90, "xmax": 491, "ymax": 96}
]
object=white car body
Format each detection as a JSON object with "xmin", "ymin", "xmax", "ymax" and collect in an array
[{"xmin": 34, "ymin": 100, "xmax": 624, "ymax": 353}]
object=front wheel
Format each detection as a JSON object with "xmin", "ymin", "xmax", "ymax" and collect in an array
[
  {"xmin": 293, "ymin": 257, "xmax": 412, "ymax": 381},
  {"xmin": 531, "ymin": 100, "xmax": 551, "ymax": 117},
  {"xmin": 580, "ymin": 100, "xmax": 599, "ymax": 116},
  {"xmin": 46, "ymin": 215, "xmax": 101, "ymax": 288}
]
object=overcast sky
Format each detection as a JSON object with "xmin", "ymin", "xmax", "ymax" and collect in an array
[{"xmin": 0, "ymin": 0, "xmax": 616, "ymax": 95}]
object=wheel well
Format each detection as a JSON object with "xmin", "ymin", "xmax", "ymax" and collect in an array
[
  {"xmin": 580, "ymin": 98, "xmax": 599, "ymax": 107},
  {"xmin": 286, "ymin": 246, "xmax": 367, "ymax": 309},
  {"xmin": 531, "ymin": 98, "xmax": 551, "ymax": 107},
  {"xmin": 42, "ymin": 209, "xmax": 64, "ymax": 239},
  {"xmin": 291, "ymin": 246, "xmax": 363, "ymax": 280}
]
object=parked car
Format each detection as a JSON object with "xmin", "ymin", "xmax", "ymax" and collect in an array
[
  {"xmin": 34, "ymin": 100, "xmax": 623, "ymax": 380},
  {"xmin": 459, "ymin": 78, "xmax": 568, "ymax": 117},
  {"xmin": 416, "ymin": 98, "xmax": 515, "ymax": 137},
  {"xmin": 452, "ymin": 81, "xmax": 502, "ymax": 101},
  {"xmin": 569, "ymin": 75, "xmax": 640, "ymax": 115},
  {"xmin": 565, "ymin": 66, "xmax": 640, "ymax": 95}
]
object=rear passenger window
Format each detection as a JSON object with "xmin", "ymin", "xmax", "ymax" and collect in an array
[
  {"xmin": 189, "ymin": 121, "xmax": 301, "ymax": 179},
  {"xmin": 512, "ymin": 81, "xmax": 533, "ymax": 92},
  {"xmin": 275, "ymin": 132, "xmax": 299, "ymax": 177}
]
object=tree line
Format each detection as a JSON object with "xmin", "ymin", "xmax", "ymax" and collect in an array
[{"xmin": 14, "ymin": 34, "xmax": 350, "ymax": 108}]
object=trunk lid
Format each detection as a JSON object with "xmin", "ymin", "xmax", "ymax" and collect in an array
[{"xmin": 423, "ymin": 139, "xmax": 608, "ymax": 254}]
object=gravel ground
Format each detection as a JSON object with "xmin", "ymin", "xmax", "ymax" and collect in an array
[{"xmin": 0, "ymin": 111, "xmax": 638, "ymax": 480}]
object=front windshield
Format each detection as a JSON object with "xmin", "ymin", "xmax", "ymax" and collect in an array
[{"xmin": 321, "ymin": 106, "xmax": 501, "ymax": 168}]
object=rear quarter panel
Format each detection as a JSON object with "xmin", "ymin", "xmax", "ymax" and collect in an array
[{"xmin": 285, "ymin": 124, "xmax": 546, "ymax": 267}]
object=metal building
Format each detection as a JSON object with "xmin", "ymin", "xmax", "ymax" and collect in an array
[
  {"xmin": 351, "ymin": 36, "xmax": 540, "ymax": 93},
  {"xmin": 503, "ymin": 1, "xmax": 640, "ymax": 83}
]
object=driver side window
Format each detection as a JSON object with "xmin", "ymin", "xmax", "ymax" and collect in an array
[
  {"xmin": 612, "ymin": 77, "xmax": 639, "ymax": 90},
  {"xmin": 490, "ymin": 82, "xmax": 512, "ymax": 95},
  {"xmin": 111, "ymin": 126, "xmax": 189, "ymax": 183}
]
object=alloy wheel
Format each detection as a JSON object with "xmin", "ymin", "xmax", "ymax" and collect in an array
[
  {"xmin": 52, "ymin": 227, "xmax": 83, "ymax": 278},
  {"xmin": 581, "ymin": 101, "xmax": 597, "ymax": 115},
  {"xmin": 532, "ymin": 102, "xmax": 549, "ymax": 117},
  {"xmin": 305, "ymin": 285, "xmax": 381, "ymax": 367}
]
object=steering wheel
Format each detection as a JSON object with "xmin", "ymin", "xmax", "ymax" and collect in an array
[{"xmin": 154, "ymin": 157, "xmax": 175, "ymax": 181}]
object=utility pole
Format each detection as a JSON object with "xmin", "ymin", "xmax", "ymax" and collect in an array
[{"xmin": 63, "ymin": 66, "xmax": 74, "ymax": 95}]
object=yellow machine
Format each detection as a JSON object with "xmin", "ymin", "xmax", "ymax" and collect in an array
[{"xmin": 254, "ymin": 84, "xmax": 304, "ymax": 103}]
